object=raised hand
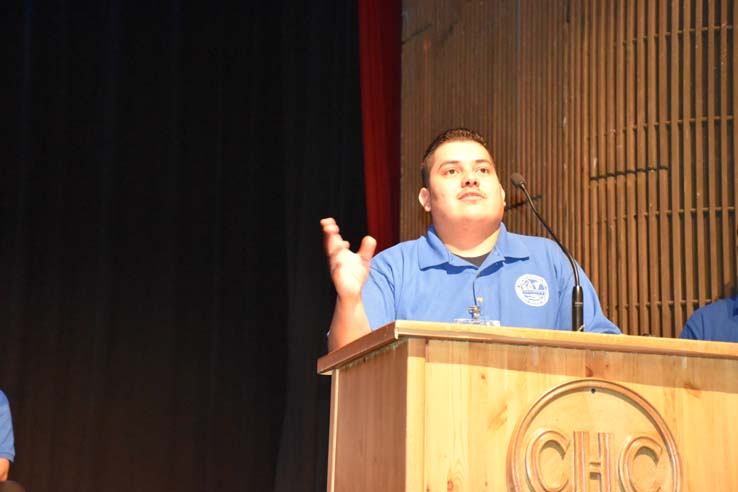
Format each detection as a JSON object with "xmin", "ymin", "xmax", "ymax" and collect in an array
[
  {"xmin": 320, "ymin": 218, "xmax": 377, "ymax": 350},
  {"xmin": 320, "ymin": 217, "xmax": 377, "ymax": 299}
]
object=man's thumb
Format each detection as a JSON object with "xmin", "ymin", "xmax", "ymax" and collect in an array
[{"xmin": 357, "ymin": 235, "xmax": 377, "ymax": 262}]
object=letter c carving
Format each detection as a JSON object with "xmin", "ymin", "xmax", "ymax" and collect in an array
[
  {"xmin": 618, "ymin": 435, "xmax": 664, "ymax": 492},
  {"xmin": 525, "ymin": 429, "xmax": 571, "ymax": 492}
]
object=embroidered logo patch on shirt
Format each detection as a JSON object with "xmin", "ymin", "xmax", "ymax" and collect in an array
[{"xmin": 514, "ymin": 274, "xmax": 549, "ymax": 307}]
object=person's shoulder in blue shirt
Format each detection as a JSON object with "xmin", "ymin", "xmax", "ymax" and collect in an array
[
  {"xmin": 680, "ymin": 294, "xmax": 738, "ymax": 343},
  {"xmin": 0, "ymin": 390, "xmax": 16, "ymax": 481}
]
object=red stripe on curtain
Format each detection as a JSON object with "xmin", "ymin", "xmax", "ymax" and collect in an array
[{"xmin": 358, "ymin": 0, "xmax": 401, "ymax": 252}]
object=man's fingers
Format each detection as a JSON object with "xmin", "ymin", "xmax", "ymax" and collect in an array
[
  {"xmin": 321, "ymin": 218, "xmax": 344, "ymax": 256},
  {"xmin": 320, "ymin": 218, "xmax": 340, "ymax": 238},
  {"xmin": 325, "ymin": 239, "xmax": 347, "ymax": 258},
  {"xmin": 357, "ymin": 235, "xmax": 377, "ymax": 262},
  {"xmin": 320, "ymin": 219, "xmax": 375, "ymax": 263},
  {"xmin": 321, "ymin": 223, "xmax": 340, "ymax": 237}
]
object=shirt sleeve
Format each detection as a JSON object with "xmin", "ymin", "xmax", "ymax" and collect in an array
[
  {"xmin": 362, "ymin": 262, "xmax": 397, "ymax": 330},
  {"xmin": 580, "ymin": 270, "xmax": 621, "ymax": 334},
  {"xmin": 680, "ymin": 312, "xmax": 703, "ymax": 340},
  {"xmin": 556, "ymin": 259, "xmax": 621, "ymax": 334},
  {"xmin": 0, "ymin": 392, "xmax": 16, "ymax": 462}
]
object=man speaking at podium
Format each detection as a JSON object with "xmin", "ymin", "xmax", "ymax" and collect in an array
[{"xmin": 321, "ymin": 128, "xmax": 620, "ymax": 351}]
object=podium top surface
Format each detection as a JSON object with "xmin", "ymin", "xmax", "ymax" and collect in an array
[{"xmin": 317, "ymin": 320, "xmax": 738, "ymax": 374}]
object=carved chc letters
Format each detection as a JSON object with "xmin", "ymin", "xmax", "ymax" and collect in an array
[{"xmin": 507, "ymin": 379, "xmax": 681, "ymax": 492}]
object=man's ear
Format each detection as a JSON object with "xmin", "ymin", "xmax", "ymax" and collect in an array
[
  {"xmin": 418, "ymin": 187, "xmax": 431, "ymax": 212},
  {"xmin": 501, "ymin": 187, "xmax": 506, "ymax": 206}
]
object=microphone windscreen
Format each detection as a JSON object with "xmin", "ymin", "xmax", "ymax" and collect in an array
[{"xmin": 510, "ymin": 173, "xmax": 526, "ymax": 188}]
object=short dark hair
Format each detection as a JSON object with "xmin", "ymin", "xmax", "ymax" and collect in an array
[{"xmin": 420, "ymin": 128, "xmax": 493, "ymax": 187}]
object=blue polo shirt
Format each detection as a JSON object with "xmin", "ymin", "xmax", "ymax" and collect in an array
[
  {"xmin": 680, "ymin": 295, "xmax": 738, "ymax": 342},
  {"xmin": 363, "ymin": 223, "xmax": 620, "ymax": 334},
  {"xmin": 0, "ymin": 391, "xmax": 15, "ymax": 463}
]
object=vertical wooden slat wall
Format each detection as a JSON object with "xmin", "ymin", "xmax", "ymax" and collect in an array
[
  {"xmin": 400, "ymin": 0, "xmax": 514, "ymax": 238},
  {"xmin": 400, "ymin": 0, "xmax": 737, "ymax": 337}
]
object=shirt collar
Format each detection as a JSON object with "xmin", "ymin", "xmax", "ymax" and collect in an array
[{"xmin": 418, "ymin": 223, "xmax": 530, "ymax": 270}]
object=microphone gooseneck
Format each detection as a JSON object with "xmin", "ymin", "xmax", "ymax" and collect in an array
[{"xmin": 510, "ymin": 173, "xmax": 584, "ymax": 332}]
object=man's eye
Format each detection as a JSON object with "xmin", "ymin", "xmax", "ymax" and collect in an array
[
  {"xmin": 445, "ymin": 169, "xmax": 459, "ymax": 175},
  {"xmin": 477, "ymin": 167, "xmax": 490, "ymax": 174}
]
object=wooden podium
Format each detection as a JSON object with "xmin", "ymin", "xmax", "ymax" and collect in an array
[{"xmin": 317, "ymin": 321, "xmax": 738, "ymax": 491}]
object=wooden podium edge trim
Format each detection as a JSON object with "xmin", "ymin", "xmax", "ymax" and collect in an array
[
  {"xmin": 317, "ymin": 320, "xmax": 738, "ymax": 374},
  {"xmin": 318, "ymin": 323, "xmax": 400, "ymax": 374}
]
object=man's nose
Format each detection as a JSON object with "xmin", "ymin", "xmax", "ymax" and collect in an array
[{"xmin": 462, "ymin": 171, "xmax": 479, "ymax": 186}]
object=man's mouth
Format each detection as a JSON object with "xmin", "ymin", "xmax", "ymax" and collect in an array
[{"xmin": 458, "ymin": 191, "xmax": 485, "ymax": 200}]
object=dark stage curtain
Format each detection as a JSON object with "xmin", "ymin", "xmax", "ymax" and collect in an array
[{"xmin": 0, "ymin": 2, "xmax": 365, "ymax": 491}]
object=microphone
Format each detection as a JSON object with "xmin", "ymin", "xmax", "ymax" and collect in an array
[{"xmin": 510, "ymin": 173, "xmax": 584, "ymax": 332}]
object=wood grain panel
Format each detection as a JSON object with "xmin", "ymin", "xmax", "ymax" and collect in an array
[
  {"xmin": 321, "ymin": 323, "xmax": 738, "ymax": 491},
  {"xmin": 328, "ymin": 342, "xmax": 410, "ymax": 491}
]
